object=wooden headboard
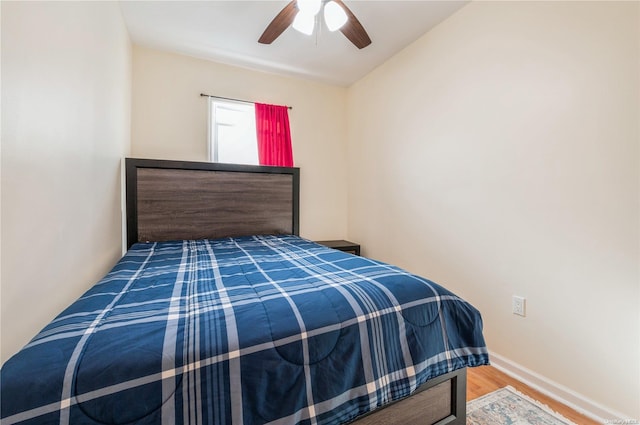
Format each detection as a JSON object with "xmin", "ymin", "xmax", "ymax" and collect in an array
[{"xmin": 125, "ymin": 158, "xmax": 300, "ymax": 249}]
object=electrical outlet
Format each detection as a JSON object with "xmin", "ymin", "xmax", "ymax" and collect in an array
[{"xmin": 512, "ymin": 296, "xmax": 526, "ymax": 317}]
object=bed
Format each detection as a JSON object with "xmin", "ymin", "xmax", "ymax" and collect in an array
[{"xmin": 0, "ymin": 158, "xmax": 489, "ymax": 425}]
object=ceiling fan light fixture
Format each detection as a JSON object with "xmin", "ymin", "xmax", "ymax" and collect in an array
[
  {"xmin": 292, "ymin": 11, "xmax": 315, "ymax": 35},
  {"xmin": 324, "ymin": 1, "xmax": 348, "ymax": 32},
  {"xmin": 258, "ymin": 0, "xmax": 371, "ymax": 49},
  {"xmin": 296, "ymin": 0, "xmax": 322, "ymax": 16}
]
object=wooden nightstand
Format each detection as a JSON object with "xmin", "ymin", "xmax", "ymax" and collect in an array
[{"xmin": 315, "ymin": 240, "xmax": 361, "ymax": 256}]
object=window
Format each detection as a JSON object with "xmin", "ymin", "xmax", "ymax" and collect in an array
[
  {"xmin": 209, "ymin": 99, "xmax": 258, "ymax": 165},
  {"xmin": 208, "ymin": 97, "xmax": 294, "ymax": 167}
]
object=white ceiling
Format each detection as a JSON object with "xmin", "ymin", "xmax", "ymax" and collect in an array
[{"xmin": 120, "ymin": 1, "xmax": 468, "ymax": 87}]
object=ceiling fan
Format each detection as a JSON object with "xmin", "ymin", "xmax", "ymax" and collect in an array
[{"xmin": 258, "ymin": 0, "xmax": 372, "ymax": 49}]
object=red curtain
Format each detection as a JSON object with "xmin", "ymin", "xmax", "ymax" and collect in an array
[{"xmin": 255, "ymin": 103, "xmax": 294, "ymax": 167}]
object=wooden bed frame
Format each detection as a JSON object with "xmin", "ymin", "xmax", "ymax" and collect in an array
[{"xmin": 125, "ymin": 158, "xmax": 466, "ymax": 425}]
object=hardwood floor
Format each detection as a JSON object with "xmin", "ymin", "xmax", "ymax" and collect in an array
[{"xmin": 467, "ymin": 365, "xmax": 599, "ymax": 425}]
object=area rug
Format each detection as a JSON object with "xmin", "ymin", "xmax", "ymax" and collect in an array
[{"xmin": 467, "ymin": 386, "xmax": 577, "ymax": 425}]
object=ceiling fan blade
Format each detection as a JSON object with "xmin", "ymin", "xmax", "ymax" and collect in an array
[
  {"xmin": 258, "ymin": 1, "xmax": 298, "ymax": 44},
  {"xmin": 334, "ymin": 0, "xmax": 371, "ymax": 49}
]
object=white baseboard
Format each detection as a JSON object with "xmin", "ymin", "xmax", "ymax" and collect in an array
[{"xmin": 489, "ymin": 351, "xmax": 630, "ymax": 424}]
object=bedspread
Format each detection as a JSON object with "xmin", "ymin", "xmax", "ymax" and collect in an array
[{"xmin": 1, "ymin": 235, "xmax": 488, "ymax": 425}]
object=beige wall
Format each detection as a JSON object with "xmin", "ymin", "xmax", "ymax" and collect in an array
[
  {"xmin": 1, "ymin": 1, "xmax": 132, "ymax": 362},
  {"xmin": 131, "ymin": 46, "xmax": 348, "ymax": 240},
  {"xmin": 347, "ymin": 1, "xmax": 639, "ymax": 419}
]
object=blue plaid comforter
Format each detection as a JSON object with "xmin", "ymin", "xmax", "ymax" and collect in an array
[{"xmin": 1, "ymin": 235, "xmax": 488, "ymax": 425}]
